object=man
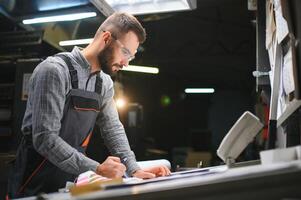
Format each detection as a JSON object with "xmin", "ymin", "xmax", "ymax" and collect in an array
[{"xmin": 8, "ymin": 12, "xmax": 170, "ymax": 198}]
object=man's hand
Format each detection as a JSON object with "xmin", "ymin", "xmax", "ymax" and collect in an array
[
  {"xmin": 96, "ymin": 156, "xmax": 126, "ymax": 178},
  {"xmin": 132, "ymin": 165, "xmax": 171, "ymax": 179}
]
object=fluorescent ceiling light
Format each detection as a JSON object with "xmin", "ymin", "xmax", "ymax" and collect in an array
[
  {"xmin": 22, "ymin": 12, "xmax": 97, "ymax": 24},
  {"xmin": 59, "ymin": 38, "xmax": 93, "ymax": 46},
  {"xmin": 92, "ymin": 0, "xmax": 196, "ymax": 15},
  {"xmin": 122, "ymin": 65, "xmax": 159, "ymax": 74},
  {"xmin": 185, "ymin": 88, "xmax": 215, "ymax": 94},
  {"xmin": 37, "ymin": 1, "xmax": 90, "ymax": 11}
]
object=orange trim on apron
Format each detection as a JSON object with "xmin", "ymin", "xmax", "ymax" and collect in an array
[
  {"xmin": 81, "ymin": 132, "xmax": 92, "ymax": 147},
  {"xmin": 18, "ymin": 158, "xmax": 47, "ymax": 195},
  {"xmin": 74, "ymin": 106, "xmax": 100, "ymax": 112}
]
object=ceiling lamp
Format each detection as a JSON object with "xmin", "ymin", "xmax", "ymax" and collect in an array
[
  {"xmin": 185, "ymin": 88, "xmax": 215, "ymax": 94},
  {"xmin": 122, "ymin": 65, "xmax": 159, "ymax": 74},
  {"xmin": 59, "ymin": 38, "xmax": 93, "ymax": 46},
  {"xmin": 90, "ymin": 0, "xmax": 197, "ymax": 16},
  {"xmin": 22, "ymin": 12, "xmax": 97, "ymax": 24}
]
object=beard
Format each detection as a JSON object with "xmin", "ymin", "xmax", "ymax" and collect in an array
[{"xmin": 98, "ymin": 44, "xmax": 121, "ymax": 76}]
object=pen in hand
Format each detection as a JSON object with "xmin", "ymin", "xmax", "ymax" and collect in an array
[{"xmin": 122, "ymin": 157, "xmax": 129, "ymax": 178}]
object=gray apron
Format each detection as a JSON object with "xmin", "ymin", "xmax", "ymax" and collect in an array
[{"xmin": 8, "ymin": 54, "xmax": 102, "ymax": 198}]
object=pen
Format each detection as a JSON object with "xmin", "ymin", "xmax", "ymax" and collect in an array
[{"xmin": 122, "ymin": 157, "xmax": 129, "ymax": 178}]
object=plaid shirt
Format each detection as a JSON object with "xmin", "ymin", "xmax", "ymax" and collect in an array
[{"xmin": 21, "ymin": 47, "xmax": 139, "ymax": 175}]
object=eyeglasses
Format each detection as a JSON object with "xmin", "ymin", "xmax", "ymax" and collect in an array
[{"xmin": 110, "ymin": 33, "xmax": 135, "ymax": 62}]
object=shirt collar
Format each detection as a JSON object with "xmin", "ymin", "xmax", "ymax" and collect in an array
[{"xmin": 71, "ymin": 46, "xmax": 91, "ymax": 70}]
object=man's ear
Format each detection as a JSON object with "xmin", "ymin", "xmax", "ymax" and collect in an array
[{"xmin": 102, "ymin": 31, "xmax": 112, "ymax": 45}]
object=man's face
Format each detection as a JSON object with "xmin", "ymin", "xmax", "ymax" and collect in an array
[{"xmin": 98, "ymin": 31, "xmax": 140, "ymax": 75}]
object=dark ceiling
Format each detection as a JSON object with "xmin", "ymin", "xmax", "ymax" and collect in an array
[
  {"xmin": 141, "ymin": 0, "xmax": 256, "ymax": 90},
  {"xmin": 0, "ymin": 0, "xmax": 256, "ymax": 91}
]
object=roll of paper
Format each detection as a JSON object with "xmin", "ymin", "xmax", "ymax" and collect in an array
[{"xmin": 137, "ymin": 159, "xmax": 171, "ymax": 169}]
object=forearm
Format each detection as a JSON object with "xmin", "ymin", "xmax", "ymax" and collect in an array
[
  {"xmin": 33, "ymin": 131, "xmax": 99, "ymax": 175},
  {"xmin": 99, "ymin": 99, "xmax": 140, "ymax": 175},
  {"xmin": 102, "ymin": 126, "xmax": 140, "ymax": 175}
]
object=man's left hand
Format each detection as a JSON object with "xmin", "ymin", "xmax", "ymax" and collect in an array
[{"xmin": 132, "ymin": 165, "xmax": 171, "ymax": 179}]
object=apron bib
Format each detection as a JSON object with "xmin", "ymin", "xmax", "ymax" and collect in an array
[{"xmin": 8, "ymin": 55, "xmax": 102, "ymax": 198}]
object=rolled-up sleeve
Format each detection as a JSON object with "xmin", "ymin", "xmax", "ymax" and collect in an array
[{"xmin": 30, "ymin": 61, "xmax": 99, "ymax": 175}]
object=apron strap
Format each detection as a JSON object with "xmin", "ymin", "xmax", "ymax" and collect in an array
[
  {"xmin": 95, "ymin": 74, "xmax": 102, "ymax": 94},
  {"xmin": 56, "ymin": 54, "xmax": 102, "ymax": 94},
  {"xmin": 56, "ymin": 54, "xmax": 79, "ymax": 89}
]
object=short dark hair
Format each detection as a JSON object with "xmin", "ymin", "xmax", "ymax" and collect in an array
[{"xmin": 98, "ymin": 12, "xmax": 146, "ymax": 43}]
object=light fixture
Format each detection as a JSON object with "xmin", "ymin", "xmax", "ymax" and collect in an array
[
  {"xmin": 37, "ymin": 1, "xmax": 90, "ymax": 11},
  {"xmin": 90, "ymin": 0, "xmax": 197, "ymax": 16},
  {"xmin": 22, "ymin": 12, "xmax": 97, "ymax": 24},
  {"xmin": 59, "ymin": 38, "xmax": 93, "ymax": 46},
  {"xmin": 122, "ymin": 65, "xmax": 159, "ymax": 74},
  {"xmin": 185, "ymin": 88, "xmax": 215, "ymax": 94},
  {"xmin": 116, "ymin": 98, "xmax": 126, "ymax": 109}
]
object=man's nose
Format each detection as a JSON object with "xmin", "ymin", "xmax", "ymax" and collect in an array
[{"xmin": 121, "ymin": 59, "xmax": 129, "ymax": 67}]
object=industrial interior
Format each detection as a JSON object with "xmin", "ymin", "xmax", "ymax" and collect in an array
[{"xmin": 0, "ymin": 0, "xmax": 301, "ymax": 199}]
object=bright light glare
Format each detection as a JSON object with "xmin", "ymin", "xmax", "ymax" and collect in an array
[
  {"xmin": 116, "ymin": 98, "xmax": 126, "ymax": 109},
  {"xmin": 59, "ymin": 38, "xmax": 93, "ymax": 46},
  {"xmin": 22, "ymin": 12, "xmax": 97, "ymax": 24},
  {"xmin": 122, "ymin": 65, "xmax": 159, "ymax": 74},
  {"xmin": 105, "ymin": 0, "xmax": 195, "ymax": 15},
  {"xmin": 185, "ymin": 88, "xmax": 215, "ymax": 94}
]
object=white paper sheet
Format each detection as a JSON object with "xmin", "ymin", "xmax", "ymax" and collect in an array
[
  {"xmin": 266, "ymin": 0, "xmax": 276, "ymax": 49},
  {"xmin": 273, "ymin": 0, "xmax": 289, "ymax": 43},
  {"xmin": 22, "ymin": 73, "xmax": 32, "ymax": 101},
  {"xmin": 282, "ymin": 47, "xmax": 295, "ymax": 95}
]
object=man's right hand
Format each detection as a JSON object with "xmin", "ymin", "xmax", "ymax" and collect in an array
[{"xmin": 96, "ymin": 156, "xmax": 126, "ymax": 178}]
